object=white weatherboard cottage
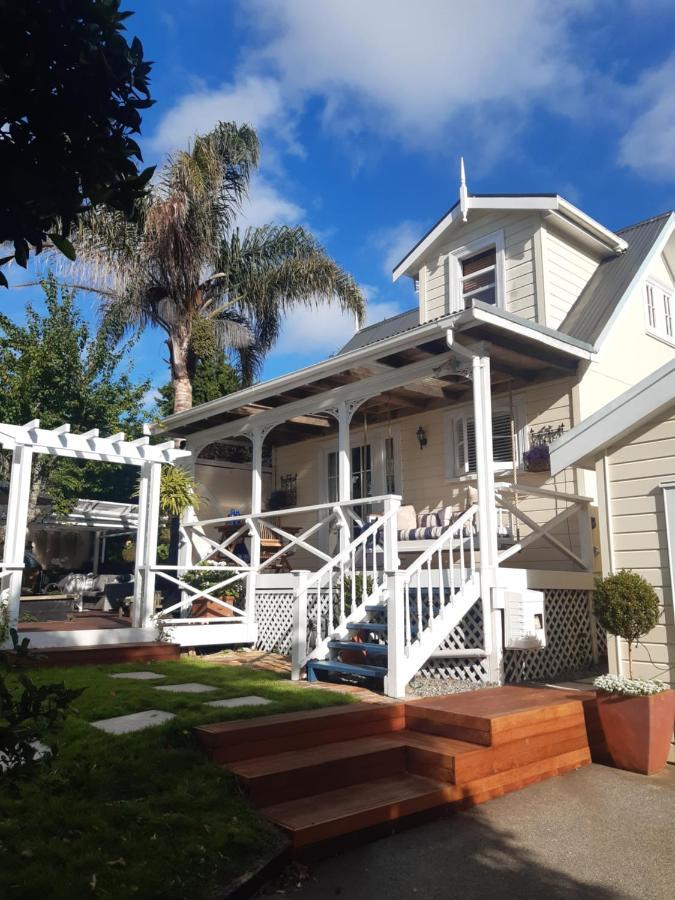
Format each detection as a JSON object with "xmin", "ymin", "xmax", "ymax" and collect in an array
[{"xmin": 156, "ymin": 168, "xmax": 675, "ymax": 697}]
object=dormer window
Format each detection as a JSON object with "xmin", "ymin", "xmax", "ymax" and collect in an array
[{"xmin": 461, "ymin": 247, "xmax": 497, "ymax": 307}]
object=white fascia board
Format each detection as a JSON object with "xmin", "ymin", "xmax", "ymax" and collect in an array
[
  {"xmin": 593, "ymin": 212, "xmax": 675, "ymax": 351},
  {"xmin": 550, "ymin": 358, "xmax": 675, "ymax": 474},
  {"xmin": 156, "ymin": 316, "xmax": 454, "ymax": 435},
  {"xmin": 468, "ymin": 197, "xmax": 557, "ymax": 212},
  {"xmin": 557, "ymin": 198, "xmax": 628, "ymax": 252},
  {"xmin": 392, "ymin": 204, "xmax": 462, "ymax": 282},
  {"xmin": 454, "ymin": 305, "xmax": 594, "ymax": 361}
]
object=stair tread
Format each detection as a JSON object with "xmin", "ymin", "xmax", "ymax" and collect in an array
[
  {"xmin": 396, "ymin": 729, "xmax": 485, "ymax": 755},
  {"xmin": 327, "ymin": 640, "xmax": 388, "ymax": 654},
  {"xmin": 308, "ymin": 659, "xmax": 387, "ymax": 677},
  {"xmin": 228, "ymin": 734, "xmax": 403, "ymax": 777},
  {"xmin": 261, "ymin": 772, "xmax": 450, "ymax": 830},
  {"xmin": 346, "ymin": 621, "xmax": 387, "ymax": 632}
]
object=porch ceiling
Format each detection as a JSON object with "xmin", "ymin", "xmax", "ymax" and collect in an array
[{"xmin": 160, "ymin": 307, "xmax": 590, "ymax": 449}]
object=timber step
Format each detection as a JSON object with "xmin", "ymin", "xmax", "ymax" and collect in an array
[
  {"xmin": 261, "ymin": 773, "xmax": 454, "ymax": 849},
  {"xmin": 306, "ymin": 659, "xmax": 388, "ymax": 682},
  {"xmin": 196, "ymin": 687, "xmax": 596, "ymax": 853},
  {"xmin": 327, "ymin": 640, "xmax": 388, "ymax": 655},
  {"xmin": 14, "ymin": 641, "xmax": 180, "ymax": 668}
]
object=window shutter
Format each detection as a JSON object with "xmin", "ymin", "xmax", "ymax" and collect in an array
[
  {"xmin": 454, "ymin": 411, "xmax": 515, "ymax": 475},
  {"xmin": 492, "ymin": 412, "xmax": 514, "ymax": 464},
  {"xmin": 454, "ymin": 417, "xmax": 467, "ymax": 475}
]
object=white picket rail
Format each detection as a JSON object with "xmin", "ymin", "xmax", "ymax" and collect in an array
[
  {"xmin": 291, "ymin": 496, "xmax": 401, "ymax": 677},
  {"xmin": 386, "ymin": 505, "xmax": 481, "ymax": 695}
]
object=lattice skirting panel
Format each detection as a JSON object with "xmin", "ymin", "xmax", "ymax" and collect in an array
[
  {"xmin": 419, "ymin": 601, "xmax": 490, "ymax": 684},
  {"xmin": 503, "ymin": 589, "xmax": 607, "ymax": 683},
  {"xmin": 254, "ymin": 591, "xmax": 294, "ymax": 655}
]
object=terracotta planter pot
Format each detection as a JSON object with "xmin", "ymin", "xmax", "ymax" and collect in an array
[
  {"xmin": 596, "ymin": 689, "xmax": 674, "ymax": 775},
  {"xmin": 190, "ymin": 594, "xmax": 237, "ymax": 619}
]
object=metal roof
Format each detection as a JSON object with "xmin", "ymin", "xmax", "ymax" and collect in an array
[
  {"xmin": 559, "ymin": 212, "xmax": 673, "ymax": 346},
  {"xmin": 338, "ymin": 307, "xmax": 420, "ymax": 354}
]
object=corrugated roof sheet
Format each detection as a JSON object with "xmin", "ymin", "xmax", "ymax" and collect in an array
[
  {"xmin": 559, "ymin": 212, "xmax": 673, "ymax": 345},
  {"xmin": 338, "ymin": 307, "xmax": 420, "ymax": 354}
]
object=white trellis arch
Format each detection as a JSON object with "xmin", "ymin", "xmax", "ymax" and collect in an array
[{"xmin": 0, "ymin": 420, "xmax": 190, "ymax": 638}]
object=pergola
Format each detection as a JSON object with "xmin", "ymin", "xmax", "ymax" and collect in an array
[{"xmin": 0, "ymin": 420, "xmax": 190, "ymax": 635}]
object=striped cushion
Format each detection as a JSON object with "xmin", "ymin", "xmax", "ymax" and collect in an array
[
  {"xmin": 398, "ymin": 526, "xmax": 446, "ymax": 541},
  {"xmin": 417, "ymin": 512, "xmax": 440, "ymax": 529}
]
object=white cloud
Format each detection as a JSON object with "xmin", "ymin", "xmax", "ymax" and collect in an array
[
  {"xmin": 272, "ymin": 293, "xmax": 404, "ymax": 358},
  {"xmin": 243, "ymin": 0, "xmax": 586, "ymax": 145},
  {"xmin": 618, "ymin": 53, "xmax": 675, "ymax": 180},
  {"xmin": 148, "ymin": 74, "xmax": 299, "ymax": 156},
  {"xmin": 238, "ymin": 176, "xmax": 304, "ymax": 229},
  {"xmin": 142, "ymin": 387, "xmax": 161, "ymax": 408},
  {"xmin": 372, "ymin": 221, "xmax": 425, "ymax": 277}
]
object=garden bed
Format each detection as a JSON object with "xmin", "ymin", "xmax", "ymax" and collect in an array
[{"xmin": 0, "ymin": 658, "xmax": 353, "ymax": 899}]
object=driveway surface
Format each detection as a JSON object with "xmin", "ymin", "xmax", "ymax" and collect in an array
[{"xmin": 280, "ymin": 764, "xmax": 675, "ymax": 900}]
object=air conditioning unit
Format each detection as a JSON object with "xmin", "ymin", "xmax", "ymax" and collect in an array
[{"xmin": 503, "ymin": 589, "xmax": 546, "ymax": 650}]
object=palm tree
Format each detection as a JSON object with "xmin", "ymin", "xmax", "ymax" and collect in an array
[{"xmin": 62, "ymin": 122, "xmax": 365, "ymax": 413}]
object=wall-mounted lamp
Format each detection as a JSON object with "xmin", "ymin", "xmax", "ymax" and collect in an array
[{"xmin": 416, "ymin": 426, "xmax": 428, "ymax": 450}]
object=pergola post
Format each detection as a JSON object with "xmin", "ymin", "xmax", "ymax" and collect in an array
[
  {"xmin": 2, "ymin": 443, "xmax": 34, "ymax": 629},
  {"xmin": 472, "ymin": 354, "xmax": 502, "ymax": 682},
  {"xmin": 246, "ymin": 426, "xmax": 268, "ymax": 633},
  {"xmin": 92, "ymin": 530, "xmax": 101, "ymax": 576},
  {"xmin": 133, "ymin": 461, "xmax": 162, "ymax": 628}
]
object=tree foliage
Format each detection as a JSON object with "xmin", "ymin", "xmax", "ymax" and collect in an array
[
  {"xmin": 155, "ymin": 355, "xmax": 241, "ymax": 419},
  {"xmin": 593, "ymin": 569, "xmax": 660, "ymax": 678},
  {"xmin": 0, "ymin": 0, "xmax": 154, "ymax": 284},
  {"xmin": 0, "ymin": 276, "xmax": 149, "ymax": 517},
  {"xmin": 63, "ymin": 121, "xmax": 365, "ymax": 413}
]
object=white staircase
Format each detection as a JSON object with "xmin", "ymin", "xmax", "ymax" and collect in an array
[{"xmin": 292, "ymin": 502, "xmax": 482, "ymax": 697}]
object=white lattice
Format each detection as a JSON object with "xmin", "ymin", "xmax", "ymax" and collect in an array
[
  {"xmin": 254, "ymin": 590, "xmax": 294, "ymax": 654},
  {"xmin": 419, "ymin": 601, "xmax": 490, "ymax": 684},
  {"xmin": 503, "ymin": 589, "xmax": 598, "ymax": 683}
]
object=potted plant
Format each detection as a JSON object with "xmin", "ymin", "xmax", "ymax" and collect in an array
[
  {"xmin": 522, "ymin": 444, "xmax": 550, "ymax": 473},
  {"xmin": 184, "ymin": 565, "xmax": 244, "ymax": 618},
  {"xmin": 592, "ymin": 570, "xmax": 674, "ymax": 774}
]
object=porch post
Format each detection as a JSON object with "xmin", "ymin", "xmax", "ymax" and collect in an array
[
  {"xmin": 92, "ymin": 530, "xmax": 101, "ymax": 575},
  {"xmin": 132, "ymin": 461, "xmax": 149, "ymax": 625},
  {"xmin": 3, "ymin": 443, "xmax": 34, "ymax": 630},
  {"xmin": 472, "ymin": 355, "xmax": 502, "ymax": 682},
  {"xmin": 335, "ymin": 401, "xmax": 352, "ymax": 552},
  {"xmin": 176, "ymin": 450, "xmax": 199, "ymax": 618},
  {"xmin": 246, "ymin": 426, "xmax": 268, "ymax": 635}
]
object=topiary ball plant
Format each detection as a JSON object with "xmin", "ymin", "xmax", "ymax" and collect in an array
[{"xmin": 593, "ymin": 570, "xmax": 660, "ymax": 678}]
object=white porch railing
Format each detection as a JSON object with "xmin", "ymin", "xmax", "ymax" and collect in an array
[
  {"xmin": 152, "ymin": 495, "xmax": 400, "ymax": 646},
  {"xmin": 290, "ymin": 496, "xmax": 401, "ymax": 677},
  {"xmin": 495, "ymin": 482, "xmax": 593, "ymax": 570},
  {"xmin": 387, "ymin": 505, "xmax": 481, "ymax": 695}
]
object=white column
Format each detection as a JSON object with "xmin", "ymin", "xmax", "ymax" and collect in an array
[
  {"xmin": 176, "ymin": 451, "xmax": 198, "ymax": 616},
  {"xmin": 3, "ymin": 443, "xmax": 34, "ymax": 629},
  {"xmin": 472, "ymin": 355, "xmax": 501, "ymax": 682},
  {"xmin": 246, "ymin": 426, "xmax": 267, "ymax": 636},
  {"xmin": 133, "ymin": 461, "xmax": 162, "ymax": 628},
  {"xmin": 336, "ymin": 401, "xmax": 352, "ymax": 505}
]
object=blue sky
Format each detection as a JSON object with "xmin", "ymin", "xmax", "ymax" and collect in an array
[{"xmin": 5, "ymin": 0, "xmax": 675, "ymax": 407}]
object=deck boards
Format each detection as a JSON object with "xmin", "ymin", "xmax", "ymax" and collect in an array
[{"xmin": 196, "ymin": 685, "xmax": 596, "ymax": 852}]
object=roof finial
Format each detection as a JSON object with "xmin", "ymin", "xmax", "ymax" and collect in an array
[{"xmin": 459, "ymin": 156, "xmax": 469, "ymax": 222}]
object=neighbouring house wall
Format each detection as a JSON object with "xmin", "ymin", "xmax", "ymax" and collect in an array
[
  {"xmin": 599, "ymin": 408, "xmax": 675, "ymax": 760},
  {"xmin": 273, "ymin": 375, "xmax": 587, "ymax": 572},
  {"xmin": 421, "ymin": 211, "xmax": 541, "ymax": 323},
  {"xmin": 577, "ymin": 253, "xmax": 675, "ymax": 422},
  {"xmin": 542, "ymin": 226, "xmax": 601, "ymax": 329}
]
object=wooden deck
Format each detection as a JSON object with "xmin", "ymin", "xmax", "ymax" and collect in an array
[
  {"xmin": 12, "ymin": 640, "xmax": 180, "ymax": 668},
  {"xmin": 195, "ymin": 685, "xmax": 600, "ymax": 854},
  {"xmin": 17, "ymin": 612, "xmax": 131, "ymax": 632}
]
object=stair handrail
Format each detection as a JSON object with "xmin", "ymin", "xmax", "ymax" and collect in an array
[{"xmin": 291, "ymin": 497, "xmax": 400, "ymax": 678}]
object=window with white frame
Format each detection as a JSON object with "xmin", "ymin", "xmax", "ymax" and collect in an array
[
  {"xmin": 645, "ymin": 281, "xmax": 675, "ymax": 343},
  {"xmin": 461, "ymin": 247, "xmax": 497, "ymax": 308},
  {"xmin": 448, "ymin": 403, "xmax": 525, "ymax": 477}
]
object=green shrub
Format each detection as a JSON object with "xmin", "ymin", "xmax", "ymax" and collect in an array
[{"xmin": 593, "ymin": 570, "xmax": 660, "ymax": 678}]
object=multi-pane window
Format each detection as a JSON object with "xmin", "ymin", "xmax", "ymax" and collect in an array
[
  {"xmin": 453, "ymin": 411, "xmax": 517, "ymax": 475},
  {"xmin": 645, "ymin": 281, "xmax": 675, "ymax": 344},
  {"xmin": 461, "ymin": 247, "xmax": 497, "ymax": 307}
]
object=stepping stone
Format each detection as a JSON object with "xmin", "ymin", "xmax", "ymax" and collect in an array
[
  {"xmin": 92, "ymin": 710, "xmax": 175, "ymax": 735},
  {"xmin": 109, "ymin": 671, "xmax": 166, "ymax": 681},
  {"xmin": 153, "ymin": 682, "xmax": 215, "ymax": 694},
  {"xmin": 204, "ymin": 695, "xmax": 272, "ymax": 709}
]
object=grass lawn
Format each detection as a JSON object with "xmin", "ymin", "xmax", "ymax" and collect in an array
[{"xmin": 0, "ymin": 657, "xmax": 353, "ymax": 899}]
